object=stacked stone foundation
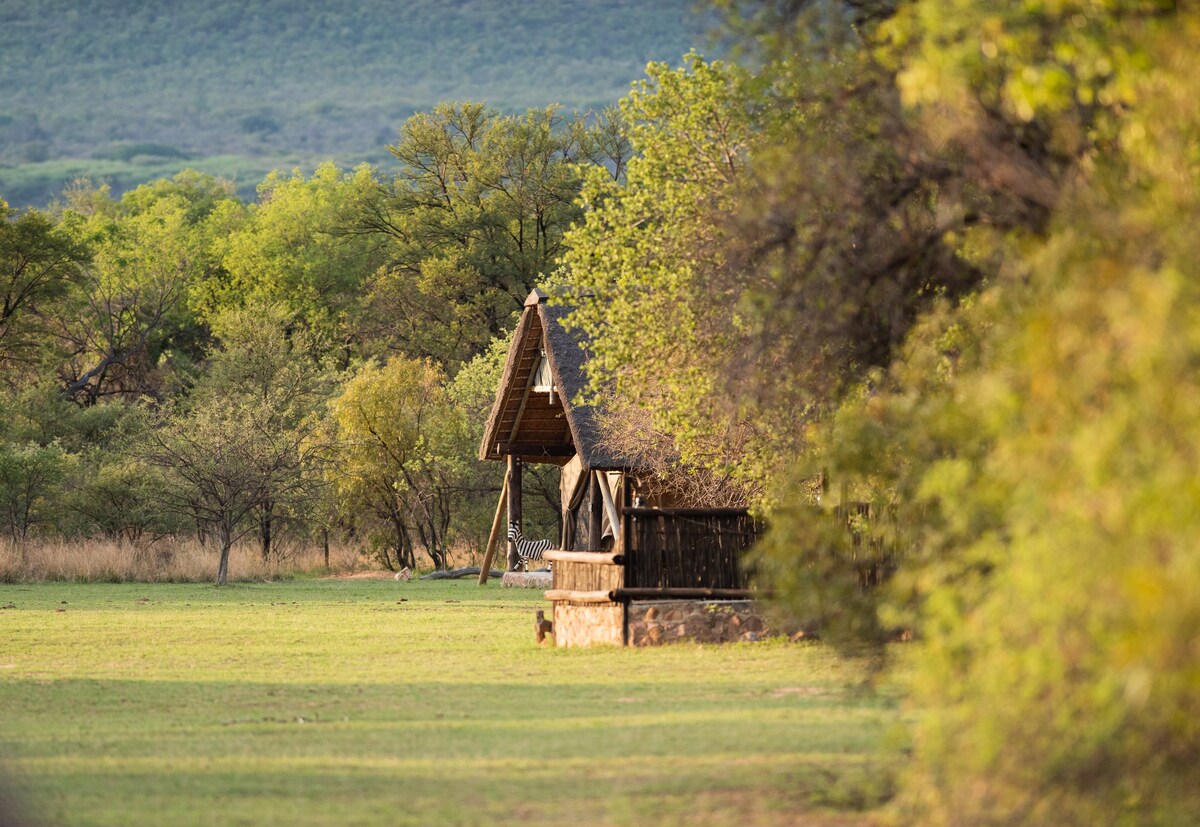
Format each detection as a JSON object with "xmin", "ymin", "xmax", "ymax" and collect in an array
[
  {"xmin": 550, "ymin": 598, "xmax": 772, "ymax": 647},
  {"xmin": 625, "ymin": 599, "xmax": 769, "ymax": 646}
]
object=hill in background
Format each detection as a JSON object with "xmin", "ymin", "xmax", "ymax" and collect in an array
[{"xmin": 0, "ymin": 0, "xmax": 703, "ymax": 207}]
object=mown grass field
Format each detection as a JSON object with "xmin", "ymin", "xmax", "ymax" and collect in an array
[{"xmin": 0, "ymin": 579, "xmax": 900, "ymax": 826}]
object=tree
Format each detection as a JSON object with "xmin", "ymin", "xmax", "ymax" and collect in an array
[
  {"xmin": 215, "ymin": 163, "xmax": 386, "ymax": 360},
  {"xmin": 358, "ymin": 103, "xmax": 629, "ymax": 370},
  {"xmin": 0, "ymin": 441, "xmax": 72, "ymax": 542},
  {"xmin": 329, "ymin": 357, "xmax": 469, "ymax": 571},
  {"xmin": 134, "ymin": 391, "xmax": 328, "ymax": 585},
  {"xmin": 716, "ymin": 1, "xmax": 1200, "ymax": 822},
  {"xmin": 66, "ymin": 453, "xmax": 175, "ymax": 543},
  {"xmin": 55, "ymin": 174, "xmax": 240, "ymax": 404},
  {"xmin": 200, "ymin": 303, "xmax": 335, "ymax": 561},
  {"xmin": 0, "ymin": 200, "xmax": 89, "ymax": 379},
  {"xmin": 561, "ymin": 54, "xmax": 773, "ymax": 495},
  {"xmin": 132, "ymin": 307, "xmax": 332, "ymax": 585}
]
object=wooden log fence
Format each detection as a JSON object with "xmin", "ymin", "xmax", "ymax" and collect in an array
[
  {"xmin": 621, "ymin": 507, "xmax": 764, "ymax": 591},
  {"xmin": 544, "ymin": 587, "xmax": 766, "ymax": 603}
]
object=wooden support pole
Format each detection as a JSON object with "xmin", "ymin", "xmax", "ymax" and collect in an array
[
  {"xmin": 588, "ymin": 471, "xmax": 602, "ymax": 551},
  {"xmin": 543, "ymin": 589, "xmax": 617, "ymax": 604},
  {"xmin": 541, "ymin": 550, "xmax": 623, "ymax": 566},
  {"xmin": 477, "ymin": 472, "xmax": 509, "ymax": 585},
  {"xmin": 594, "ymin": 470, "xmax": 620, "ymax": 547},
  {"xmin": 506, "ymin": 455, "xmax": 523, "ymax": 571}
]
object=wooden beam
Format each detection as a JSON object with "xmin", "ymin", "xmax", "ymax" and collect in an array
[
  {"xmin": 504, "ymin": 326, "xmax": 543, "ymax": 445},
  {"xmin": 497, "ymin": 443, "xmax": 574, "ymax": 457},
  {"xmin": 609, "ymin": 588, "xmax": 765, "ymax": 601},
  {"xmin": 588, "ymin": 472, "xmax": 602, "ymax": 550},
  {"xmin": 506, "ymin": 455, "xmax": 523, "ymax": 571},
  {"xmin": 477, "ymin": 472, "xmax": 509, "ymax": 585},
  {"xmin": 543, "ymin": 589, "xmax": 616, "ymax": 603},
  {"xmin": 594, "ymin": 470, "xmax": 620, "ymax": 543},
  {"xmin": 622, "ymin": 507, "xmax": 754, "ymax": 518},
  {"xmin": 542, "ymin": 550, "xmax": 623, "ymax": 566}
]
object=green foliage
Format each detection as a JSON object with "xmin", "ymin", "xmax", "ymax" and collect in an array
[
  {"xmin": 0, "ymin": 381, "xmax": 129, "ymax": 451},
  {"xmin": 889, "ymin": 17, "xmax": 1200, "ymax": 822},
  {"xmin": 737, "ymin": 3, "xmax": 1200, "ymax": 823},
  {"xmin": 445, "ymin": 337, "xmax": 511, "ymax": 549},
  {"xmin": 329, "ymin": 357, "xmax": 470, "ymax": 570},
  {"xmin": 562, "ymin": 54, "xmax": 764, "ymax": 494},
  {"xmin": 0, "ymin": 440, "xmax": 73, "ymax": 541},
  {"xmin": 132, "ymin": 309, "xmax": 334, "ymax": 584},
  {"xmin": 201, "ymin": 303, "xmax": 338, "ymax": 560},
  {"xmin": 363, "ymin": 103, "xmax": 627, "ymax": 369},
  {"xmin": 447, "ymin": 335, "xmax": 511, "ymax": 422},
  {"xmin": 0, "ymin": 200, "xmax": 90, "ymax": 376},
  {"xmin": 212, "ymin": 163, "xmax": 386, "ymax": 348},
  {"xmin": 65, "ymin": 453, "xmax": 177, "ymax": 542},
  {"xmin": 54, "ymin": 173, "xmax": 242, "ymax": 404}
]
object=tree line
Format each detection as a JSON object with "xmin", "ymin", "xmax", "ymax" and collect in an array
[{"xmin": 0, "ymin": 104, "xmax": 623, "ymax": 580}]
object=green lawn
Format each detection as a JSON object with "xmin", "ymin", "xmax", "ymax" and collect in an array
[{"xmin": 0, "ymin": 579, "xmax": 899, "ymax": 826}]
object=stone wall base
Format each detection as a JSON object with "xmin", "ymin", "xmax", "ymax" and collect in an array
[
  {"xmin": 626, "ymin": 599, "xmax": 769, "ymax": 646},
  {"xmin": 553, "ymin": 601, "xmax": 624, "ymax": 647}
]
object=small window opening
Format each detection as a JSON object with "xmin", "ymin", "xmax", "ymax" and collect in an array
[{"xmin": 532, "ymin": 349, "xmax": 555, "ymax": 403}]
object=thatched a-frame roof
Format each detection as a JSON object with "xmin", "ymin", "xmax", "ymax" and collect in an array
[{"xmin": 479, "ymin": 289, "xmax": 626, "ymax": 470}]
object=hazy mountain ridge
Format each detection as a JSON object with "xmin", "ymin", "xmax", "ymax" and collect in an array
[{"xmin": 0, "ymin": 0, "xmax": 702, "ymax": 205}]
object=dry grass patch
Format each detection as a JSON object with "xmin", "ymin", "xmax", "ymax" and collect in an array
[{"xmin": 0, "ymin": 537, "xmax": 363, "ymax": 583}]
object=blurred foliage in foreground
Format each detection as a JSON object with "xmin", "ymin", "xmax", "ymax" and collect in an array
[{"xmin": 562, "ymin": 1, "xmax": 1200, "ymax": 823}]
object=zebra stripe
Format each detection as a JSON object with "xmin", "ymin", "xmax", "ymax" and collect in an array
[{"xmin": 507, "ymin": 523, "xmax": 553, "ymax": 569}]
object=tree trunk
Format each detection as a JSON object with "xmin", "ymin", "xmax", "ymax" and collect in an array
[
  {"xmin": 401, "ymin": 533, "xmax": 417, "ymax": 570},
  {"xmin": 259, "ymin": 500, "xmax": 274, "ymax": 563},
  {"xmin": 382, "ymin": 516, "xmax": 401, "ymax": 571},
  {"xmin": 216, "ymin": 524, "xmax": 232, "ymax": 586},
  {"xmin": 420, "ymin": 566, "xmax": 506, "ymax": 580},
  {"xmin": 322, "ymin": 527, "xmax": 330, "ymax": 570}
]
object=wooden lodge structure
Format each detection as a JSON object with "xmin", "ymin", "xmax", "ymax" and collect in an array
[{"xmin": 479, "ymin": 289, "xmax": 767, "ymax": 646}]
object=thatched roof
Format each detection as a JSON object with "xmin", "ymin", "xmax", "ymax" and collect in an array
[{"xmin": 479, "ymin": 289, "xmax": 627, "ymax": 470}]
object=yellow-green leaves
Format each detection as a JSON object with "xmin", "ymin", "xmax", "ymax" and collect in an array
[
  {"xmin": 215, "ymin": 163, "xmax": 384, "ymax": 344},
  {"xmin": 562, "ymin": 55, "xmax": 760, "ymax": 489},
  {"xmin": 888, "ymin": 0, "xmax": 1172, "ymax": 153},
  {"xmin": 328, "ymin": 357, "xmax": 469, "ymax": 570}
]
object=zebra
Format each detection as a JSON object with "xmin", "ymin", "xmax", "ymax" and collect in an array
[{"xmin": 507, "ymin": 522, "xmax": 553, "ymax": 571}]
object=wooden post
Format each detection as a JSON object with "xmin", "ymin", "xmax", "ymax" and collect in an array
[
  {"xmin": 506, "ymin": 455, "xmax": 522, "ymax": 571},
  {"xmin": 477, "ymin": 472, "xmax": 509, "ymax": 585},
  {"xmin": 588, "ymin": 470, "xmax": 602, "ymax": 551},
  {"xmin": 594, "ymin": 471, "xmax": 620, "ymax": 546}
]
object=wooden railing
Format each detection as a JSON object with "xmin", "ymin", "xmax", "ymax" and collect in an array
[{"xmin": 621, "ymin": 507, "xmax": 763, "ymax": 590}]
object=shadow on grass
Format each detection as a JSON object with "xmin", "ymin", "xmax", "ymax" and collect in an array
[{"xmin": 2, "ymin": 677, "xmax": 898, "ymax": 827}]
